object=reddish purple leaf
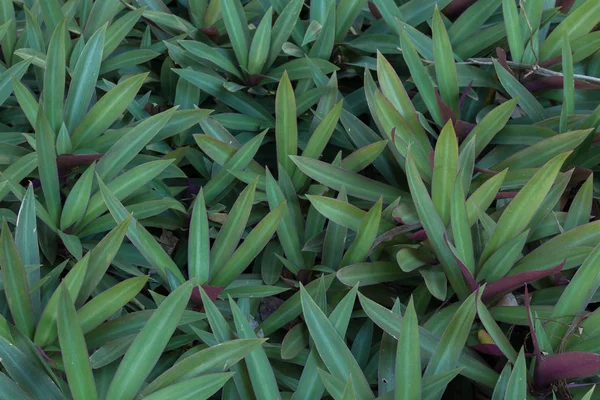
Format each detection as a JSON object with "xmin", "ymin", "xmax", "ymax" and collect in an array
[
  {"xmin": 368, "ymin": 2, "xmax": 382, "ymax": 19},
  {"xmin": 471, "ymin": 344, "xmax": 532, "ymax": 358},
  {"xmin": 523, "ymin": 76, "xmax": 600, "ymax": 92},
  {"xmin": 408, "ymin": 229, "xmax": 428, "ymax": 241},
  {"xmin": 37, "ymin": 345, "xmax": 58, "ymax": 365},
  {"xmin": 454, "ymin": 120, "xmax": 475, "ymax": 142},
  {"xmin": 442, "ymin": 0, "xmax": 477, "ymax": 17},
  {"xmin": 473, "ymin": 165, "xmax": 501, "ymax": 175},
  {"xmin": 190, "ymin": 285, "xmax": 225, "ymax": 307},
  {"xmin": 481, "ymin": 261, "xmax": 566, "ymax": 302},
  {"xmin": 444, "ymin": 234, "xmax": 479, "ymax": 292},
  {"xmin": 496, "ymin": 48, "xmax": 515, "ymax": 76},
  {"xmin": 536, "ymin": 352, "xmax": 600, "ymax": 389},
  {"xmin": 199, "ymin": 26, "xmax": 220, "ymax": 42},
  {"xmin": 56, "ymin": 154, "xmax": 104, "ymax": 169},
  {"xmin": 435, "ymin": 89, "xmax": 456, "ymax": 124},
  {"xmin": 495, "ymin": 191, "xmax": 519, "ymax": 199},
  {"xmin": 458, "ymin": 81, "xmax": 473, "ymax": 112},
  {"xmin": 539, "ymin": 55, "xmax": 563, "ymax": 69},
  {"xmin": 556, "ymin": 0, "xmax": 576, "ymax": 12}
]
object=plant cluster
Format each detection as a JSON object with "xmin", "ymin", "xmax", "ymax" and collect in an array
[{"xmin": 0, "ymin": 0, "xmax": 599, "ymax": 399}]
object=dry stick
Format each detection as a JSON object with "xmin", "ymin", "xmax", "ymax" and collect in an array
[
  {"xmin": 417, "ymin": 55, "xmax": 600, "ymax": 85},
  {"xmin": 463, "ymin": 58, "xmax": 600, "ymax": 85}
]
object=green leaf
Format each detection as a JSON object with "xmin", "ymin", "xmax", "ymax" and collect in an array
[
  {"xmin": 0, "ymin": 337, "xmax": 64, "ymax": 400},
  {"xmin": 229, "ymin": 297, "xmax": 280, "ymax": 399},
  {"xmin": 359, "ymin": 293, "xmax": 499, "ymax": 387},
  {"xmin": 490, "ymin": 129, "xmax": 590, "ymax": 171},
  {"xmin": 479, "ymin": 152, "xmax": 570, "ymax": 265},
  {"xmin": 300, "ymin": 286, "xmax": 374, "ymax": 399},
  {"xmin": 221, "ymin": 0, "xmax": 250, "ymax": 70},
  {"xmin": 493, "ymin": 60, "xmax": 545, "ymax": 122},
  {"xmin": 141, "ymin": 339, "xmax": 265, "ymax": 396},
  {"xmin": 503, "ymin": 0, "xmax": 524, "ymax": 63},
  {"xmin": 275, "ymin": 71, "xmax": 297, "ymax": 178},
  {"xmin": 399, "ymin": 29, "xmax": 443, "ymax": 126},
  {"xmin": 105, "ymin": 281, "xmax": 193, "ymax": 400},
  {"xmin": 248, "ymin": 7, "xmax": 272, "ymax": 74},
  {"xmin": 189, "ymin": 189, "xmax": 209, "ymax": 284},
  {"xmin": 70, "ymin": 73, "xmax": 148, "ymax": 148},
  {"xmin": 267, "ymin": 0, "xmax": 303, "ymax": 68},
  {"xmin": 77, "ymin": 276, "xmax": 148, "ymax": 334},
  {"xmin": 179, "ymin": 40, "xmax": 242, "ymax": 80},
  {"xmin": 377, "ymin": 52, "xmax": 429, "ymax": 151},
  {"xmin": 292, "ymin": 101, "xmax": 343, "ymax": 189},
  {"xmin": 340, "ymin": 199, "xmax": 381, "ymax": 268},
  {"xmin": 539, "ymin": 0, "xmax": 600, "ymax": 60},
  {"xmin": 564, "ymin": 174, "xmax": 593, "ymax": 231},
  {"xmin": 34, "ymin": 254, "xmax": 89, "ymax": 347},
  {"xmin": 504, "ymin": 349, "xmax": 527, "ymax": 398},
  {"xmin": 546, "ymin": 243, "xmax": 600, "ymax": 349},
  {"xmin": 77, "ymin": 160, "xmax": 172, "ymax": 232},
  {"xmin": 560, "ymin": 33, "xmax": 574, "ymax": 134},
  {"xmin": 0, "ymin": 219, "xmax": 34, "ymax": 338},
  {"xmin": 292, "ymin": 156, "xmax": 407, "ymax": 204},
  {"xmin": 0, "ymin": 59, "xmax": 32, "ymax": 108},
  {"xmin": 335, "ymin": 0, "xmax": 364, "ymax": 43},
  {"xmin": 432, "ymin": 122, "xmax": 458, "ymax": 226},
  {"xmin": 57, "ymin": 286, "xmax": 97, "ymax": 400},
  {"xmin": 103, "ymin": 8, "xmax": 144, "ymax": 58},
  {"xmin": 266, "ymin": 170, "xmax": 304, "ymax": 272},
  {"xmin": 396, "ymin": 297, "xmax": 421, "ymax": 399},
  {"xmin": 60, "ymin": 163, "xmax": 95, "ymax": 231},
  {"xmin": 35, "ymin": 105, "xmax": 61, "ymax": 224},
  {"xmin": 97, "ymin": 178, "xmax": 185, "ymax": 284},
  {"xmin": 211, "ymin": 202, "xmax": 285, "ymax": 287},
  {"xmin": 432, "ymin": 6, "xmax": 459, "ymax": 114},
  {"xmin": 451, "ymin": 180, "xmax": 475, "ymax": 275},
  {"xmin": 15, "ymin": 184, "xmax": 40, "ymax": 321},
  {"xmin": 43, "ymin": 19, "xmax": 66, "ymax": 133},
  {"xmin": 406, "ymin": 150, "xmax": 469, "ymax": 299},
  {"xmin": 64, "ymin": 25, "xmax": 106, "ymax": 133},
  {"xmin": 491, "ymin": 363, "xmax": 512, "ymax": 400},
  {"xmin": 142, "ymin": 373, "xmax": 233, "ymax": 400}
]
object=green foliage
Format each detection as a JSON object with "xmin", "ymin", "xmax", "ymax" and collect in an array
[{"xmin": 0, "ymin": 0, "xmax": 599, "ymax": 399}]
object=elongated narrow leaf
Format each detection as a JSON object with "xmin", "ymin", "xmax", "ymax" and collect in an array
[
  {"xmin": 57, "ymin": 287, "xmax": 97, "ymax": 400},
  {"xmin": 189, "ymin": 189, "xmax": 209, "ymax": 284},
  {"xmin": 248, "ymin": 8, "xmax": 272, "ymax": 74},
  {"xmin": 60, "ymin": 163, "xmax": 95, "ymax": 231},
  {"xmin": 432, "ymin": 122, "xmax": 458, "ymax": 226},
  {"xmin": 0, "ymin": 337, "xmax": 64, "ymax": 400},
  {"xmin": 71, "ymin": 73, "xmax": 147, "ymax": 148},
  {"xmin": 480, "ymin": 152, "xmax": 569, "ymax": 264},
  {"xmin": 0, "ymin": 220, "xmax": 34, "ymax": 338},
  {"xmin": 35, "ymin": 105, "xmax": 61, "ymax": 224},
  {"xmin": 292, "ymin": 156, "xmax": 407, "ymax": 204},
  {"xmin": 211, "ymin": 203, "xmax": 286, "ymax": 287},
  {"xmin": 105, "ymin": 281, "xmax": 193, "ymax": 400},
  {"xmin": 300, "ymin": 286, "xmax": 374, "ymax": 399},
  {"xmin": 64, "ymin": 25, "xmax": 106, "ymax": 133},
  {"xmin": 432, "ymin": 7, "xmax": 459, "ymax": 114},
  {"xmin": 142, "ymin": 373, "xmax": 233, "ymax": 400},
  {"xmin": 396, "ymin": 297, "xmax": 421, "ymax": 400},
  {"xmin": 221, "ymin": 0, "xmax": 250, "ymax": 70},
  {"xmin": 276, "ymin": 72, "xmax": 297, "ymax": 177},
  {"xmin": 406, "ymin": 150, "xmax": 469, "ymax": 299},
  {"xmin": 43, "ymin": 19, "xmax": 66, "ymax": 133},
  {"xmin": 229, "ymin": 297, "xmax": 280, "ymax": 399}
]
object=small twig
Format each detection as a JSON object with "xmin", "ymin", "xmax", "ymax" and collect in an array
[{"xmin": 464, "ymin": 58, "xmax": 600, "ymax": 85}]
